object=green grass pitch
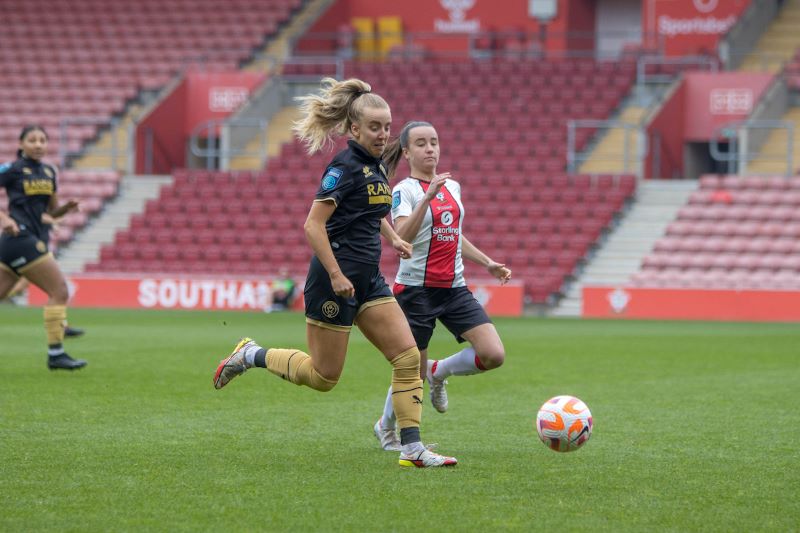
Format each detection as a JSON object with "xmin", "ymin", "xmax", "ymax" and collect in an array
[{"xmin": 1, "ymin": 306, "xmax": 798, "ymax": 532}]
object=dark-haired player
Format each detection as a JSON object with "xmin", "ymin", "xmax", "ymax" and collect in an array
[{"xmin": 0, "ymin": 125, "xmax": 87, "ymax": 370}]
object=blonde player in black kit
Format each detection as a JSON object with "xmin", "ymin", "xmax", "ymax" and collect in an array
[
  {"xmin": 372, "ymin": 121, "xmax": 511, "ymax": 451},
  {"xmin": 212, "ymin": 79, "xmax": 457, "ymax": 468},
  {"xmin": 0, "ymin": 125, "xmax": 87, "ymax": 370}
]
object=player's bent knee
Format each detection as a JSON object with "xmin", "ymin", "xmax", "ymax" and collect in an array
[
  {"xmin": 390, "ymin": 346, "xmax": 420, "ymax": 378},
  {"xmin": 479, "ymin": 348, "xmax": 505, "ymax": 370},
  {"xmin": 49, "ymin": 282, "xmax": 70, "ymax": 304},
  {"xmin": 309, "ymin": 369, "xmax": 338, "ymax": 392}
]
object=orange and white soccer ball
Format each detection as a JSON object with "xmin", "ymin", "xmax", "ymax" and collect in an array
[{"xmin": 536, "ymin": 395, "xmax": 593, "ymax": 452}]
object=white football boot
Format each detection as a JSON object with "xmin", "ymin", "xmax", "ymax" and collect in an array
[
  {"xmin": 398, "ymin": 446, "xmax": 457, "ymax": 468},
  {"xmin": 427, "ymin": 359, "xmax": 449, "ymax": 413},
  {"xmin": 373, "ymin": 419, "xmax": 402, "ymax": 451},
  {"xmin": 213, "ymin": 337, "xmax": 256, "ymax": 389}
]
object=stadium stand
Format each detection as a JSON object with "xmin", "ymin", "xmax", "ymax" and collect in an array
[
  {"xmin": 0, "ymin": 0, "xmax": 305, "ymax": 252},
  {"xmin": 0, "ymin": 0, "xmax": 305, "ymax": 158},
  {"xmin": 632, "ymin": 175, "xmax": 800, "ymax": 290},
  {"xmin": 88, "ymin": 57, "xmax": 638, "ymax": 304}
]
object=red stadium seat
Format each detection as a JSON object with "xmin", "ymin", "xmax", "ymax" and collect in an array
[{"xmin": 633, "ymin": 174, "xmax": 800, "ymax": 290}]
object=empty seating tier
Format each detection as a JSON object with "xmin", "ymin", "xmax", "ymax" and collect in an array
[{"xmin": 634, "ymin": 175, "xmax": 800, "ymax": 290}]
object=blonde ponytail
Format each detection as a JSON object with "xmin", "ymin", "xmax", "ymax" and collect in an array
[{"xmin": 292, "ymin": 78, "xmax": 389, "ymax": 154}]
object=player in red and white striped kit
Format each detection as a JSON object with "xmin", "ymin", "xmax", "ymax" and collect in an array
[{"xmin": 373, "ymin": 121, "xmax": 511, "ymax": 451}]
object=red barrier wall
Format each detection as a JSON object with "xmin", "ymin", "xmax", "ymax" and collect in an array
[
  {"xmin": 646, "ymin": 72, "xmax": 773, "ymax": 178},
  {"xmin": 642, "ymin": 0, "xmax": 750, "ymax": 57},
  {"xmin": 135, "ymin": 83, "xmax": 188, "ymax": 175},
  {"xmin": 683, "ymin": 72, "xmax": 772, "ymax": 140},
  {"xmin": 583, "ymin": 286, "xmax": 800, "ymax": 322},
  {"xmin": 28, "ymin": 276, "xmax": 524, "ymax": 316},
  {"xmin": 135, "ymin": 71, "xmax": 267, "ymax": 174},
  {"xmin": 646, "ymin": 80, "xmax": 686, "ymax": 178}
]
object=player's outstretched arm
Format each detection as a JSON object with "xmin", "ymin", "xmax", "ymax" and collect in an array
[
  {"xmin": 462, "ymin": 235, "xmax": 511, "ymax": 285},
  {"xmin": 380, "ymin": 218, "xmax": 411, "ymax": 259}
]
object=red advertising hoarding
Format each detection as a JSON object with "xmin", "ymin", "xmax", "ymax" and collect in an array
[
  {"xmin": 583, "ymin": 286, "xmax": 800, "ymax": 322},
  {"xmin": 28, "ymin": 276, "xmax": 524, "ymax": 317},
  {"xmin": 643, "ymin": 0, "xmax": 750, "ymax": 57}
]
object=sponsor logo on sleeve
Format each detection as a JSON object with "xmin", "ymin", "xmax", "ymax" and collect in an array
[
  {"xmin": 0, "ymin": 162, "xmax": 10, "ymax": 173},
  {"xmin": 321, "ymin": 167, "xmax": 343, "ymax": 190},
  {"xmin": 392, "ymin": 191, "xmax": 401, "ymax": 209}
]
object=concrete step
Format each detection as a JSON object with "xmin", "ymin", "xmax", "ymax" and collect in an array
[
  {"xmin": 58, "ymin": 175, "xmax": 172, "ymax": 273},
  {"xmin": 548, "ymin": 179, "xmax": 696, "ymax": 317}
]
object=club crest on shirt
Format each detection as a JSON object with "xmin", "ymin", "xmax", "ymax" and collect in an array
[
  {"xmin": 362, "ymin": 165, "xmax": 374, "ymax": 178},
  {"xmin": 322, "ymin": 167, "xmax": 343, "ymax": 190},
  {"xmin": 436, "ymin": 192, "xmax": 445, "ymax": 201}
]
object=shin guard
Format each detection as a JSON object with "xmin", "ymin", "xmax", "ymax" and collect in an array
[
  {"xmin": 390, "ymin": 346, "xmax": 423, "ymax": 430},
  {"xmin": 43, "ymin": 305, "xmax": 66, "ymax": 346}
]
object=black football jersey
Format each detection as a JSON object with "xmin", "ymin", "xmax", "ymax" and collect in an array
[
  {"xmin": 0, "ymin": 157, "xmax": 57, "ymax": 241},
  {"xmin": 314, "ymin": 140, "xmax": 392, "ymax": 265}
]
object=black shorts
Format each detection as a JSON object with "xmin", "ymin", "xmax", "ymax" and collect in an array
[
  {"xmin": 304, "ymin": 256, "xmax": 394, "ymax": 331},
  {"xmin": 393, "ymin": 285, "xmax": 492, "ymax": 350},
  {"xmin": 0, "ymin": 232, "xmax": 51, "ymax": 276}
]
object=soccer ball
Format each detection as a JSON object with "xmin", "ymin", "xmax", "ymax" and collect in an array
[{"xmin": 536, "ymin": 395, "xmax": 593, "ymax": 452}]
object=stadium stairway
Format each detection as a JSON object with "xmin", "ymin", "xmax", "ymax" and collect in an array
[
  {"xmin": 742, "ymin": 107, "xmax": 800, "ymax": 175},
  {"xmin": 227, "ymin": 107, "xmax": 302, "ymax": 170},
  {"xmin": 245, "ymin": 0, "xmax": 335, "ymax": 75},
  {"xmin": 578, "ymin": 105, "xmax": 648, "ymax": 175},
  {"xmin": 227, "ymin": 0, "xmax": 334, "ymax": 170},
  {"xmin": 550, "ymin": 179, "xmax": 697, "ymax": 317},
  {"xmin": 57, "ymin": 174, "xmax": 172, "ymax": 274},
  {"xmin": 739, "ymin": 0, "xmax": 800, "ymax": 72},
  {"xmin": 72, "ymin": 103, "xmax": 147, "ymax": 172}
]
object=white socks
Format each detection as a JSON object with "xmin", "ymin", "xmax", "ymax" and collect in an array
[
  {"xmin": 243, "ymin": 343, "xmax": 261, "ymax": 368},
  {"xmin": 380, "ymin": 385, "xmax": 396, "ymax": 430},
  {"xmin": 429, "ymin": 347, "xmax": 483, "ymax": 380},
  {"xmin": 402, "ymin": 441, "xmax": 425, "ymax": 455}
]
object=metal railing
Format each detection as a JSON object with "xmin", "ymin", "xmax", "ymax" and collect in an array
[
  {"xmin": 58, "ymin": 116, "xmax": 129, "ymax": 171},
  {"xmin": 710, "ymin": 120, "xmax": 795, "ymax": 176},
  {"xmin": 188, "ymin": 117, "xmax": 269, "ymax": 170},
  {"xmin": 567, "ymin": 119, "xmax": 646, "ymax": 177},
  {"xmin": 290, "ymin": 29, "xmax": 665, "ymax": 61},
  {"xmin": 636, "ymin": 54, "xmax": 719, "ymax": 87}
]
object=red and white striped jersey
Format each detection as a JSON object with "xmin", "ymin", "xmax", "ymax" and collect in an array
[{"xmin": 391, "ymin": 177, "xmax": 466, "ymax": 288}]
